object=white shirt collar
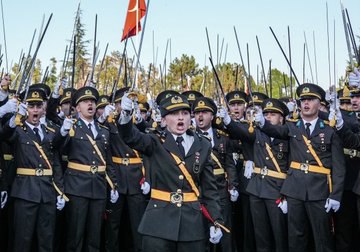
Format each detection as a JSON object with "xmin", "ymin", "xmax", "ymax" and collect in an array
[{"xmin": 302, "ymin": 117, "xmax": 318, "ymax": 135}]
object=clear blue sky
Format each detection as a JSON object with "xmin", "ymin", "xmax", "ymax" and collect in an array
[{"xmin": 1, "ymin": 0, "xmax": 359, "ymax": 90}]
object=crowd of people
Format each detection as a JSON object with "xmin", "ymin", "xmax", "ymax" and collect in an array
[{"xmin": 0, "ymin": 67, "xmax": 360, "ymax": 252}]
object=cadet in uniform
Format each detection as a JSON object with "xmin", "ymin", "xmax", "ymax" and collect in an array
[
  {"xmin": 56, "ymin": 86, "xmax": 118, "ymax": 252},
  {"xmin": 1, "ymin": 87, "xmax": 65, "ymax": 252},
  {"xmin": 193, "ymin": 96, "xmax": 239, "ymax": 252},
  {"xmin": 224, "ymin": 98, "xmax": 289, "ymax": 252},
  {"xmin": 118, "ymin": 92, "xmax": 225, "ymax": 252},
  {"xmin": 98, "ymin": 88, "xmax": 148, "ymax": 252},
  {"xmin": 256, "ymin": 83, "xmax": 345, "ymax": 252}
]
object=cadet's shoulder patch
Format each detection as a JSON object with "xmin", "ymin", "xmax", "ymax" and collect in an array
[
  {"xmin": 45, "ymin": 126, "xmax": 56, "ymax": 133},
  {"xmin": 286, "ymin": 118, "xmax": 299, "ymax": 123},
  {"xmin": 322, "ymin": 121, "xmax": 329, "ymax": 127}
]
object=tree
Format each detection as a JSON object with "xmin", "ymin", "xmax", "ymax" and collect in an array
[{"xmin": 47, "ymin": 57, "xmax": 57, "ymax": 88}]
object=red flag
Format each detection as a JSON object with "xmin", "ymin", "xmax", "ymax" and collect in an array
[{"xmin": 121, "ymin": 0, "xmax": 146, "ymax": 42}]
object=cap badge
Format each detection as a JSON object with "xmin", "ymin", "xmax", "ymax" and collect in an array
[
  {"xmin": 85, "ymin": 89, "xmax": 93, "ymax": 95},
  {"xmin": 171, "ymin": 96, "xmax": 183, "ymax": 104},
  {"xmin": 302, "ymin": 87, "xmax": 310, "ymax": 94}
]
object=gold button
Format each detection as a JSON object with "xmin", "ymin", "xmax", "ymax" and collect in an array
[
  {"xmin": 265, "ymin": 157, "xmax": 269, "ymax": 160},
  {"xmin": 39, "ymin": 164, "xmax": 42, "ymax": 167},
  {"xmin": 306, "ymin": 160, "xmax": 309, "ymax": 164},
  {"xmin": 39, "ymin": 155, "xmax": 42, "ymax": 158},
  {"xmin": 126, "ymin": 153, "xmax": 129, "ymax": 157},
  {"xmin": 80, "ymin": 137, "xmax": 83, "ymax": 139},
  {"xmin": 93, "ymin": 151, "xmax": 96, "ymax": 154},
  {"xmin": 306, "ymin": 150, "xmax": 310, "ymax": 153},
  {"xmin": 154, "ymin": 204, "xmax": 157, "ymax": 207},
  {"xmin": 179, "ymin": 175, "xmax": 184, "ymax": 180},
  {"xmin": 177, "ymin": 189, "xmax": 182, "ymax": 193},
  {"xmin": 176, "ymin": 203, "xmax": 182, "ymax": 207},
  {"xmin": 92, "ymin": 161, "xmax": 96, "ymax": 164}
]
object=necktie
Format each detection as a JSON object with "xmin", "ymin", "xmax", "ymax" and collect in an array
[
  {"xmin": 33, "ymin": 127, "xmax": 41, "ymax": 143},
  {"xmin": 305, "ymin": 122, "xmax": 311, "ymax": 138},
  {"xmin": 88, "ymin": 123, "xmax": 95, "ymax": 139},
  {"xmin": 176, "ymin": 136, "xmax": 185, "ymax": 158}
]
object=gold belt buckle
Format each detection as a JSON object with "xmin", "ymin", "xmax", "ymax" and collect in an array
[
  {"xmin": 170, "ymin": 192, "xmax": 183, "ymax": 205},
  {"xmin": 260, "ymin": 167, "xmax": 268, "ymax": 178},
  {"xmin": 300, "ymin": 163, "xmax": 309, "ymax": 174},
  {"xmin": 35, "ymin": 168, "xmax": 44, "ymax": 176},
  {"xmin": 90, "ymin": 165, "xmax": 98, "ymax": 174},
  {"xmin": 122, "ymin": 158, "xmax": 129, "ymax": 166},
  {"xmin": 349, "ymin": 149, "xmax": 357, "ymax": 158}
]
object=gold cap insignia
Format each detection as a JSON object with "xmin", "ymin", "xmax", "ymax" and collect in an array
[
  {"xmin": 234, "ymin": 94, "xmax": 240, "ymax": 99},
  {"xmin": 101, "ymin": 97, "xmax": 108, "ymax": 103},
  {"xmin": 198, "ymin": 100, "xmax": 205, "ymax": 107},
  {"xmin": 66, "ymin": 91, "xmax": 71, "ymax": 97},
  {"xmin": 171, "ymin": 96, "xmax": 183, "ymax": 104},
  {"xmin": 32, "ymin": 91, "xmax": 40, "ymax": 98},
  {"xmin": 266, "ymin": 101, "xmax": 273, "ymax": 108},
  {"xmin": 302, "ymin": 87, "xmax": 310, "ymax": 94},
  {"xmin": 253, "ymin": 95, "xmax": 258, "ymax": 100},
  {"xmin": 85, "ymin": 89, "xmax": 92, "ymax": 95}
]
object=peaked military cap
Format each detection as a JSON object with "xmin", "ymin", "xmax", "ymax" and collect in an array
[
  {"xmin": 262, "ymin": 98, "xmax": 289, "ymax": 117},
  {"xmin": 248, "ymin": 92, "xmax": 268, "ymax": 106},
  {"xmin": 192, "ymin": 97, "xmax": 217, "ymax": 115},
  {"xmin": 338, "ymin": 86, "xmax": 351, "ymax": 103},
  {"xmin": 155, "ymin": 90, "xmax": 179, "ymax": 105},
  {"xmin": 111, "ymin": 87, "xmax": 130, "ymax": 103},
  {"xmin": 182, "ymin": 90, "xmax": 203, "ymax": 103},
  {"xmin": 96, "ymin": 95, "xmax": 110, "ymax": 109},
  {"xmin": 296, "ymin": 83, "xmax": 325, "ymax": 101},
  {"xmin": 139, "ymin": 102, "xmax": 150, "ymax": 112},
  {"xmin": 20, "ymin": 87, "xmax": 47, "ymax": 103},
  {"xmin": 31, "ymin": 83, "xmax": 51, "ymax": 100},
  {"xmin": 60, "ymin": 88, "xmax": 76, "ymax": 105},
  {"xmin": 226, "ymin": 90, "xmax": 247, "ymax": 105},
  {"xmin": 160, "ymin": 94, "xmax": 190, "ymax": 117},
  {"xmin": 72, "ymin": 86, "xmax": 99, "ymax": 106}
]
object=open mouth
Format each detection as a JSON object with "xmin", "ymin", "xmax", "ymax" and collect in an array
[
  {"xmin": 197, "ymin": 117, "xmax": 204, "ymax": 126},
  {"xmin": 88, "ymin": 107, "xmax": 94, "ymax": 113},
  {"xmin": 33, "ymin": 114, "xmax": 39, "ymax": 119}
]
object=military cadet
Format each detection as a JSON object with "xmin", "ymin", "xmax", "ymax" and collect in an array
[
  {"xmin": 223, "ymin": 98, "xmax": 289, "ymax": 252},
  {"xmin": 192, "ymin": 96, "xmax": 239, "ymax": 252},
  {"xmin": 255, "ymin": 83, "xmax": 345, "ymax": 252},
  {"xmin": 56, "ymin": 86, "xmax": 118, "ymax": 252},
  {"xmin": 118, "ymin": 92, "xmax": 225, "ymax": 252},
  {"xmin": 329, "ymin": 85, "xmax": 360, "ymax": 252},
  {"xmin": 0, "ymin": 87, "xmax": 65, "ymax": 252},
  {"xmin": 97, "ymin": 88, "xmax": 148, "ymax": 252},
  {"xmin": 225, "ymin": 91, "xmax": 269, "ymax": 252}
]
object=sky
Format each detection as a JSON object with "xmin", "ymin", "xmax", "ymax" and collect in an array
[{"xmin": 1, "ymin": 0, "xmax": 359, "ymax": 91}]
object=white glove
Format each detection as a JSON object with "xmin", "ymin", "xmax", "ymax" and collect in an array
[
  {"xmin": 218, "ymin": 106, "xmax": 231, "ymax": 125},
  {"xmin": 56, "ymin": 195, "xmax": 65, "ymax": 210},
  {"xmin": 325, "ymin": 198, "xmax": 340, "ymax": 213},
  {"xmin": 134, "ymin": 108, "xmax": 143, "ymax": 124},
  {"xmin": 0, "ymin": 98, "xmax": 18, "ymax": 117},
  {"xmin": 1, "ymin": 191, "xmax": 8, "ymax": 208},
  {"xmin": 277, "ymin": 199, "xmax": 288, "ymax": 214},
  {"xmin": 209, "ymin": 226, "xmax": 223, "ymax": 244},
  {"xmin": 229, "ymin": 189, "xmax": 239, "ymax": 202},
  {"xmin": 52, "ymin": 80, "xmax": 61, "ymax": 97},
  {"xmin": 121, "ymin": 92, "xmax": 134, "ymax": 112},
  {"xmin": 254, "ymin": 108, "xmax": 265, "ymax": 127},
  {"xmin": 61, "ymin": 77, "xmax": 68, "ymax": 89},
  {"xmin": 152, "ymin": 108, "xmax": 161, "ymax": 122},
  {"xmin": 57, "ymin": 110, "xmax": 65, "ymax": 119},
  {"xmin": 349, "ymin": 68, "xmax": 360, "ymax": 88},
  {"xmin": 110, "ymin": 189, "xmax": 119, "ymax": 203},
  {"xmin": 141, "ymin": 181, "xmax": 150, "ymax": 195},
  {"xmin": 329, "ymin": 107, "xmax": 344, "ymax": 130},
  {"xmin": 60, "ymin": 117, "xmax": 74, "ymax": 136},
  {"xmin": 18, "ymin": 103, "xmax": 27, "ymax": 116},
  {"xmin": 286, "ymin": 101, "xmax": 295, "ymax": 113},
  {"xmin": 98, "ymin": 104, "xmax": 115, "ymax": 123},
  {"xmin": 244, "ymin": 160, "xmax": 254, "ymax": 179}
]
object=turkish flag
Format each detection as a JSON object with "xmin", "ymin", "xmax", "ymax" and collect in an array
[{"xmin": 121, "ymin": 0, "xmax": 147, "ymax": 42}]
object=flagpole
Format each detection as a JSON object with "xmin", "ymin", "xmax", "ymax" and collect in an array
[{"xmin": 132, "ymin": 0, "xmax": 150, "ymax": 90}]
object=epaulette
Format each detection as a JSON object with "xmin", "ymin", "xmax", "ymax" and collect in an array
[
  {"xmin": 189, "ymin": 125, "xmax": 196, "ymax": 131},
  {"xmin": 239, "ymin": 119, "xmax": 249, "ymax": 124},
  {"xmin": 323, "ymin": 120, "xmax": 329, "ymax": 126},
  {"xmin": 216, "ymin": 129, "xmax": 229, "ymax": 137},
  {"xmin": 286, "ymin": 118, "xmax": 299, "ymax": 123},
  {"xmin": 45, "ymin": 125, "xmax": 56, "ymax": 133},
  {"xmin": 98, "ymin": 123, "xmax": 109, "ymax": 130}
]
